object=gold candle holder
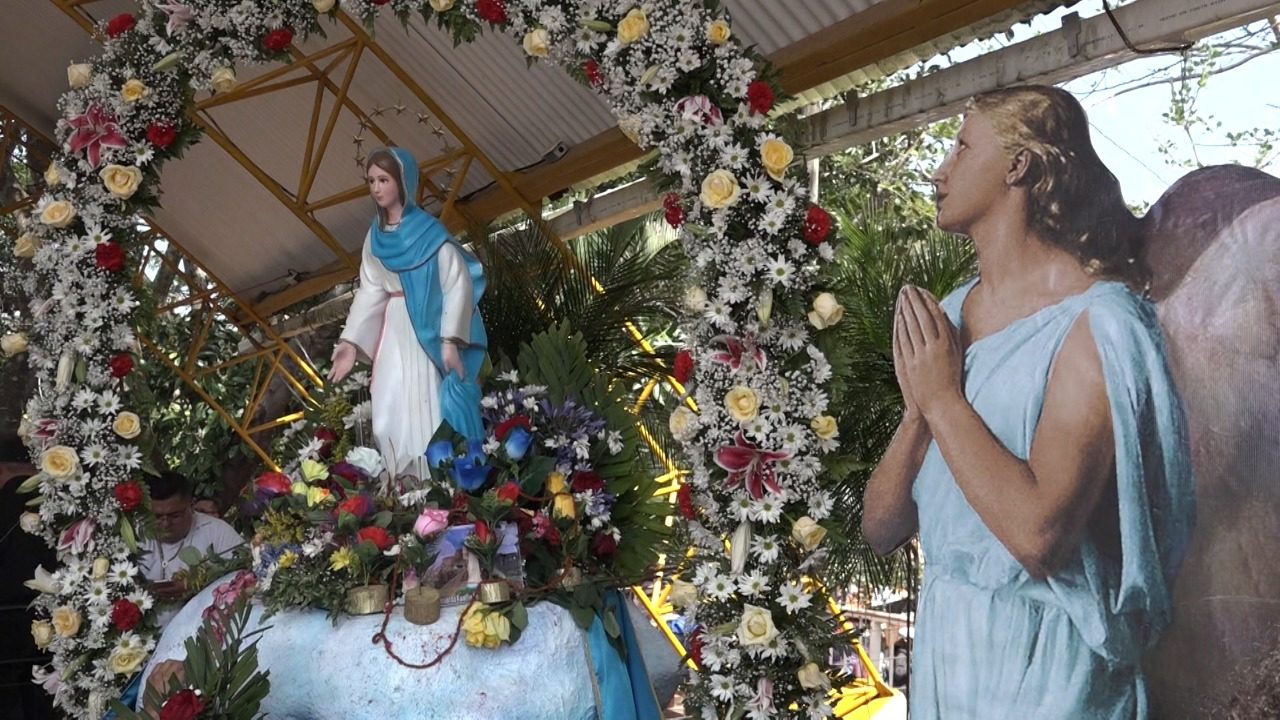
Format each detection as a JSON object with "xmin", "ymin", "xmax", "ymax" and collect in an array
[
  {"xmin": 345, "ymin": 584, "xmax": 389, "ymax": 615},
  {"xmin": 477, "ymin": 579, "xmax": 511, "ymax": 605},
  {"xmin": 404, "ymin": 586, "xmax": 441, "ymax": 625}
]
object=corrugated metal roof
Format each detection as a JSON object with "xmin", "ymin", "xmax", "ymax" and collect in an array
[{"xmin": 1, "ymin": 0, "xmax": 1072, "ymax": 299}]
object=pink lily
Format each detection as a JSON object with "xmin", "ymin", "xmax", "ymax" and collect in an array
[
  {"xmin": 714, "ymin": 431, "xmax": 790, "ymax": 500},
  {"xmin": 708, "ymin": 334, "xmax": 766, "ymax": 372},
  {"xmin": 57, "ymin": 517, "xmax": 96, "ymax": 554},
  {"xmin": 675, "ymin": 95, "xmax": 723, "ymax": 127},
  {"xmin": 66, "ymin": 105, "xmax": 128, "ymax": 168},
  {"xmin": 156, "ymin": 3, "xmax": 195, "ymax": 35}
]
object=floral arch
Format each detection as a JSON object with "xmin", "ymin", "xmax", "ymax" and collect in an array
[{"xmin": 18, "ymin": 1, "xmax": 849, "ymax": 717}]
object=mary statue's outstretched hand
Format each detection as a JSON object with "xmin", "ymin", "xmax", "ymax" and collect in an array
[{"xmin": 329, "ymin": 340, "xmax": 357, "ymax": 383}]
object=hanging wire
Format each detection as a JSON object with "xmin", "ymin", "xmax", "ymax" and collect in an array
[{"xmin": 1102, "ymin": 0, "xmax": 1194, "ymax": 55}]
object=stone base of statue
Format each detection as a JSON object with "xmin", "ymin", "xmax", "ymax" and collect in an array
[{"xmin": 137, "ymin": 575, "xmax": 681, "ymax": 719}]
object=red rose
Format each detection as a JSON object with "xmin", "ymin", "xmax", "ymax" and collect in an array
[
  {"xmin": 146, "ymin": 122, "xmax": 177, "ymax": 149},
  {"xmin": 475, "ymin": 0, "xmax": 507, "ymax": 24},
  {"xmin": 584, "ymin": 59, "xmax": 603, "ymax": 88},
  {"xmin": 109, "ymin": 353, "xmax": 134, "ymax": 379},
  {"xmin": 451, "ymin": 490, "xmax": 470, "ymax": 513},
  {"xmin": 494, "ymin": 415, "xmax": 531, "ymax": 442},
  {"xmin": 672, "ymin": 349, "xmax": 693, "ymax": 385},
  {"xmin": 106, "ymin": 13, "xmax": 136, "ymax": 38},
  {"xmin": 676, "ymin": 484, "xmax": 696, "ymax": 520},
  {"xmin": 254, "ymin": 471, "xmax": 291, "ymax": 497},
  {"xmin": 803, "ymin": 205, "xmax": 833, "ymax": 246},
  {"xmin": 95, "ymin": 242, "xmax": 126, "ymax": 273},
  {"xmin": 495, "ymin": 482, "xmax": 520, "ymax": 505},
  {"xmin": 590, "ymin": 532, "xmax": 618, "ymax": 560},
  {"xmin": 262, "ymin": 28, "xmax": 294, "ymax": 53},
  {"xmin": 113, "ymin": 481, "xmax": 144, "ymax": 512},
  {"xmin": 473, "ymin": 519, "xmax": 493, "ymax": 544},
  {"xmin": 571, "ymin": 471, "xmax": 604, "ymax": 493},
  {"xmin": 687, "ymin": 627, "xmax": 704, "ymax": 667},
  {"xmin": 110, "ymin": 599, "xmax": 142, "ymax": 632},
  {"xmin": 746, "ymin": 81, "xmax": 774, "ymax": 115},
  {"xmin": 338, "ymin": 495, "xmax": 372, "ymax": 519},
  {"xmin": 356, "ymin": 525, "xmax": 393, "ymax": 551},
  {"xmin": 314, "ymin": 427, "xmax": 338, "ymax": 460},
  {"xmin": 158, "ymin": 689, "xmax": 205, "ymax": 720}
]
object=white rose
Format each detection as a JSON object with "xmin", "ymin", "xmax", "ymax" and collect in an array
[
  {"xmin": 808, "ymin": 292, "xmax": 845, "ymax": 330},
  {"xmin": 616, "ymin": 8, "xmax": 649, "ymax": 45},
  {"xmin": 706, "ymin": 19, "xmax": 731, "ymax": 45},
  {"xmin": 684, "ymin": 286, "xmax": 708, "ymax": 313},
  {"xmin": 313, "ymin": 0, "xmax": 335, "ymax": 11},
  {"xmin": 19, "ymin": 512, "xmax": 41, "ymax": 534},
  {"xmin": 211, "ymin": 67, "xmax": 237, "ymax": 94},
  {"xmin": 797, "ymin": 662, "xmax": 831, "ymax": 690},
  {"xmin": 791, "ymin": 516, "xmax": 827, "ymax": 551},
  {"xmin": 51, "ymin": 606, "xmax": 82, "ymax": 638},
  {"xmin": 112, "ymin": 411, "xmax": 142, "ymax": 439},
  {"xmin": 120, "ymin": 78, "xmax": 149, "ymax": 104},
  {"xmin": 31, "ymin": 621, "xmax": 54, "ymax": 649},
  {"xmin": 43, "ymin": 163, "xmax": 61, "ymax": 187},
  {"xmin": 429, "ymin": 0, "xmax": 455, "ymax": 10},
  {"xmin": 344, "ymin": 446, "xmax": 384, "ymax": 478},
  {"xmin": 14, "ymin": 232, "xmax": 41, "ymax": 258},
  {"xmin": 40, "ymin": 446, "xmax": 79, "ymax": 479},
  {"xmin": 67, "ymin": 63, "xmax": 92, "ymax": 88},
  {"xmin": 522, "ymin": 28, "xmax": 550, "ymax": 58},
  {"xmin": 810, "ymin": 415, "xmax": 838, "ymax": 440},
  {"xmin": 669, "ymin": 579, "xmax": 698, "ymax": 609},
  {"xmin": 99, "ymin": 164, "xmax": 143, "ymax": 199},
  {"xmin": 724, "ymin": 386, "xmax": 760, "ymax": 423},
  {"xmin": 736, "ymin": 603, "xmax": 779, "ymax": 647},
  {"xmin": 108, "ymin": 645, "xmax": 148, "ymax": 675},
  {"xmin": 668, "ymin": 406, "xmax": 696, "ymax": 440},
  {"xmin": 92, "ymin": 557, "xmax": 110, "ymax": 580},
  {"xmin": 700, "ymin": 169, "xmax": 741, "ymax": 210},
  {"xmin": 1, "ymin": 332, "xmax": 28, "ymax": 357},
  {"xmin": 39, "ymin": 200, "xmax": 75, "ymax": 228}
]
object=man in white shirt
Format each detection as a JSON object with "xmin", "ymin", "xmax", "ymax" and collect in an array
[{"xmin": 139, "ymin": 472, "xmax": 242, "ymax": 626}]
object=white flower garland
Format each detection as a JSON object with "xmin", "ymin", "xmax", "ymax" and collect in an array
[{"xmin": 20, "ymin": 1, "xmax": 845, "ymax": 716}]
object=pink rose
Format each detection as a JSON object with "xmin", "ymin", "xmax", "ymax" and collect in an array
[{"xmin": 413, "ymin": 508, "xmax": 450, "ymax": 538}]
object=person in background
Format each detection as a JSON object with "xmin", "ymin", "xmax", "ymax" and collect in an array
[
  {"xmin": 192, "ymin": 496, "xmax": 221, "ymax": 517},
  {"xmin": 139, "ymin": 472, "xmax": 242, "ymax": 627}
]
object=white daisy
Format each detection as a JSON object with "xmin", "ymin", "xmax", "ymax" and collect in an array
[
  {"xmin": 117, "ymin": 446, "xmax": 142, "ymax": 471},
  {"xmin": 778, "ymin": 582, "xmax": 813, "ymax": 614},
  {"xmin": 765, "ymin": 257, "xmax": 794, "ymax": 287},
  {"xmin": 807, "ymin": 492, "xmax": 834, "ymax": 521},
  {"xmin": 737, "ymin": 570, "xmax": 771, "ymax": 597},
  {"xmin": 81, "ymin": 445, "xmax": 110, "ymax": 467},
  {"xmin": 95, "ymin": 390, "xmax": 122, "ymax": 415},
  {"xmin": 709, "ymin": 674, "xmax": 736, "ymax": 702},
  {"xmin": 751, "ymin": 496, "xmax": 784, "ymax": 525},
  {"xmin": 751, "ymin": 534, "xmax": 781, "ymax": 563}
]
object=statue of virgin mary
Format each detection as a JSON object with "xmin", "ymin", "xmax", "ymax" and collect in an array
[{"xmin": 329, "ymin": 147, "xmax": 487, "ymax": 480}]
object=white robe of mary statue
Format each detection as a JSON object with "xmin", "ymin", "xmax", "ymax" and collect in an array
[{"xmin": 339, "ymin": 232, "xmax": 474, "ymax": 480}]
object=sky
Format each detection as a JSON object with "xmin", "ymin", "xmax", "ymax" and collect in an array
[{"xmin": 937, "ymin": 0, "xmax": 1280, "ymax": 208}]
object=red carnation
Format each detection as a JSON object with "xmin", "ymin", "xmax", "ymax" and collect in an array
[
  {"xmin": 110, "ymin": 599, "xmax": 142, "ymax": 632},
  {"xmin": 494, "ymin": 415, "xmax": 531, "ymax": 442},
  {"xmin": 746, "ymin": 81, "xmax": 774, "ymax": 116},
  {"xmin": 113, "ymin": 481, "xmax": 144, "ymax": 512},
  {"xmin": 664, "ymin": 205, "xmax": 685, "ymax": 228},
  {"xmin": 338, "ymin": 495, "xmax": 373, "ymax": 519},
  {"xmin": 584, "ymin": 59, "xmax": 603, "ymax": 88},
  {"xmin": 146, "ymin": 122, "xmax": 177, "ymax": 150},
  {"xmin": 254, "ymin": 472, "xmax": 291, "ymax": 497},
  {"xmin": 803, "ymin": 205, "xmax": 833, "ymax": 246},
  {"xmin": 662, "ymin": 193, "xmax": 682, "ymax": 211},
  {"xmin": 495, "ymin": 481, "xmax": 520, "ymax": 505},
  {"xmin": 109, "ymin": 353, "xmax": 134, "ymax": 379},
  {"xmin": 262, "ymin": 28, "xmax": 294, "ymax": 53},
  {"xmin": 356, "ymin": 525, "xmax": 393, "ymax": 551},
  {"xmin": 158, "ymin": 689, "xmax": 205, "ymax": 720},
  {"xmin": 672, "ymin": 349, "xmax": 693, "ymax": 385},
  {"xmin": 687, "ymin": 627, "xmax": 704, "ymax": 667},
  {"xmin": 676, "ymin": 483, "xmax": 696, "ymax": 520},
  {"xmin": 591, "ymin": 531, "xmax": 618, "ymax": 560},
  {"xmin": 95, "ymin": 242, "xmax": 125, "ymax": 273},
  {"xmin": 106, "ymin": 13, "xmax": 135, "ymax": 38},
  {"xmin": 571, "ymin": 470, "xmax": 604, "ymax": 493},
  {"xmin": 475, "ymin": 0, "xmax": 507, "ymax": 24}
]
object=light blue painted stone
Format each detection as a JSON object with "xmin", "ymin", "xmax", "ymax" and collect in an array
[{"xmin": 139, "ymin": 578, "xmax": 681, "ymax": 719}]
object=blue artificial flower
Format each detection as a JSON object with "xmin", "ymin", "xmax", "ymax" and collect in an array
[
  {"xmin": 450, "ymin": 439, "xmax": 491, "ymax": 492},
  {"xmin": 426, "ymin": 440, "xmax": 455, "ymax": 469},
  {"xmin": 504, "ymin": 426, "xmax": 533, "ymax": 461}
]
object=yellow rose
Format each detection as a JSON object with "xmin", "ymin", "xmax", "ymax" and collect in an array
[
  {"xmin": 99, "ymin": 164, "xmax": 143, "ymax": 199},
  {"xmin": 44, "ymin": 163, "xmax": 62, "ymax": 187},
  {"xmin": 429, "ymin": 0, "xmax": 454, "ymax": 10},
  {"xmin": 810, "ymin": 415, "xmax": 838, "ymax": 440},
  {"xmin": 108, "ymin": 645, "xmax": 148, "ymax": 675},
  {"xmin": 14, "ymin": 232, "xmax": 41, "ymax": 258},
  {"xmin": 2, "ymin": 332, "xmax": 28, "ymax": 357},
  {"xmin": 40, "ymin": 200, "xmax": 75, "ymax": 228},
  {"xmin": 92, "ymin": 557, "xmax": 110, "ymax": 580},
  {"xmin": 211, "ymin": 67, "xmax": 237, "ymax": 94},
  {"xmin": 120, "ymin": 79, "xmax": 149, "ymax": 104},
  {"xmin": 522, "ymin": 28, "xmax": 550, "ymax": 58},
  {"xmin": 313, "ymin": 0, "xmax": 335, "ymax": 11},
  {"xmin": 51, "ymin": 606, "xmax": 82, "ymax": 638},
  {"xmin": 41, "ymin": 446, "xmax": 79, "ymax": 479},
  {"xmin": 545, "ymin": 471, "xmax": 568, "ymax": 495},
  {"xmin": 31, "ymin": 621, "xmax": 54, "ymax": 649},
  {"xmin": 552, "ymin": 492, "xmax": 577, "ymax": 520},
  {"xmin": 736, "ymin": 603, "xmax": 779, "ymax": 647},
  {"xmin": 797, "ymin": 661, "xmax": 831, "ymax": 690},
  {"xmin": 706, "ymin": 19, "xmax": 731, "ymax": 45},
  {"xmin": 760, "ymin": 138, "xmax": 794, "ymax": 181},
  {"xmin": 791, "ymin": 516, "xmax": 827, "ymax": 551},
  {"xmin": 616, "ymin": 8, "xmax": 650, "ymax": 45},
  {"xmin": 700, "ymin": 169, "xmax": 741, "ymax": 210},
  {"xmin": 808, "ymin": 292, "xmax": 845, "ymax": 330},
  {"xmin": 669, "ymin": 406, "xmax": 696, "ymax": 440},
  {"xmin": 669, "ymin": 578, "xmax": 698, "ymax": 609},
  {"xmin": 112, "ymin": 411, "xmax": 142, "ymax": 439},
  {"xmin": 67, "ymin": 63, "xmax": 92, "ymax": 89},
  {"xmin": 724, "ymin": 386, "xmax": 759, "ymax": 423},
  {"xmin": 484, "ymin": 611, "xmax": 511, "ymax": 643}
]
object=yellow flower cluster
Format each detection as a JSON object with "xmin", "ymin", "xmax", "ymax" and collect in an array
[{"xmin": 462, "ymin": 604, "xmax": 511, "ymax": 649}]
